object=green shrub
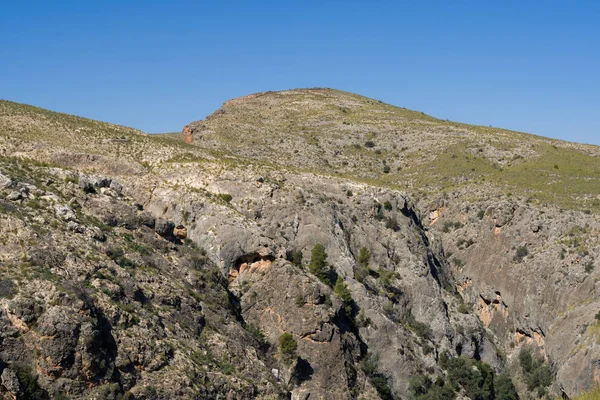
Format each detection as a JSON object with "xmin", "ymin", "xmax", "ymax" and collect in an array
[
  {"xmin": 385, "ymin": 216, "xmax": 399, "ymax": 231},
  {"xmin": 405, "ymin": 313, "xmax": 432, "ymax": 340},
  {"xmin": 457, "ymin": 303, "xmax": 468, "ymax": 314},
  {"xmin": 519, "ymin": 348, "xmax": 533, "ymax": 373},
  {"xmin": 361, "ymin": 353, "xmax": 393, "ymax": 400},
  {"xmin": 357, "ymin": 247, "xmax": 370, "ymax": 266},
  {"xmin": 295, "ymin": 293, "xmax": 305, "ymax": 307},
  {"xmin": 279, "ymin": 332, "xmax": 298, "ymax": 364},
  {"xmin": 514, "ymin": 246, "xmax": 529, "ymax": 262},
  {"xmin": 15, "ymin": 365, "xmax": 46, "ymax": 399},
  {"xmin": 218, "ymin": 193, "xmax": 232, "ymax": 203},
  {"xmin": 309, "ymin": 244, "xmax": 330, "ymax": 284},
  {"xmin": 585, "ymin": 261, "xmax": 595, "ymax": 273},
  {"xmin": 286, "ymin": 249, "xmax": 303, "ymax": 268},
  {"xmin": 364, "ymin": 140, "xmax": 375, "ymax": 148},
  {"xmin": 334, "ymin": 276, "xmax": 353, "ymax": 316},
  {"xmin": 245, "ymin": 324, "xmax": 269, "ymax": 350},
  {"xmin": 519, "ymin": 348, "xmax": 553, "ymax": 393},
  {"xmin": 64, "ymin": 176, "xmax": 79, "ymax": 184}
]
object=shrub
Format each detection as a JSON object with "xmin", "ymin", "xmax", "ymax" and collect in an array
[
  {"xmin": 309, "ymin": 244, "xmax": 330, "ymax": 284},
  {"xmin": 514, "ymin": 246, "xmax": 529, "ymax": 262},
  {"xmin": 585, "ymin": 261, "xmax": 595, "ymax": 273},
  {"xmin": 385, "ymin": 216, "xmax": 399, "ymax": 231},
  {"xmin": 357, "ymin": 247, "xmax": 370, "ymax": 266},
  {"xmin": 286, "ymin": 249, "xmax": 303, "ymax": 268},
  {"xmin": 364, "ymin": 140, "xmax": 375, "ymax": 148},
  {"xmin": 218, "ymin": 193, "xmax": 232, "ymax": 203},
  {"xmin": 383, "ymin": 165, "xmax": 391, "ymax": 174},
  {"xmin": 295, "ymin": 293, "xmax": 305, "ymax": 307},
  {"xmin": 244, "ymin": 324, "xmax": 269, "ymax": 350},
  {"xmin": 279, "ymin": 332, "xmax": 298, "ymax": 364},
  {"xmin": 15, "ymin": 365, "xmax": 46, "ymax": 399},
  {"xmin": 405, "ymin": 313, "xmax": 432, "ymax": 340},
  {"xmin": 361, "ymin": 353, "xmax": 393, "ymax": 400},
  {"xmin": 458, "ymin": 303, "xmax": 468, "ymax": 314},
  {"xmin": 334, "ymin": 276, "xmax": 353, "ymax": 316},
  {"xmin": 477, "ymin": 210, "xmax": 485, "ymax": 220},
  {"xmin": 519, "ymin": 348, "xmax": 553, "ymax": 393},
  {"xmin": 383, "ymin": 201, "xmax": 392, "ymax": 211}
]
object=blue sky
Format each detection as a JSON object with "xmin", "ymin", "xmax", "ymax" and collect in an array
[{"xmin": 1, "ymin": 1, "xmax": 599, "ymax": 144}]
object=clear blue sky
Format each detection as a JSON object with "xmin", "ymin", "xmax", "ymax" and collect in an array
[{"xmin": 1, "ymin": 1, "xmax": 599, "ymax": 144}]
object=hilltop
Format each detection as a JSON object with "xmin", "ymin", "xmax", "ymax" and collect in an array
[
  {"xmin": 0, "ymin": 90, "xmax": 598, "ymax": 399},
  {"xmin": 185, "ymin": 88, "xmax": 600, "ymax": 211}
]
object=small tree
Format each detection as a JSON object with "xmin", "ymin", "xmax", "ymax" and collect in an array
[
  {"xmin": 309, "ymin": 244, "xmax": 329, "ymax": 283},
  {"xmin": 279, "ymin": 332, "xmax": 298, "ymax": 365},
  {"xmin": 357, "ymin": 247, "xmax": 370, "ymax": 266},
  {"xmin": 334, "ymin": 276, "xmax": 353, "ymax": 317}
]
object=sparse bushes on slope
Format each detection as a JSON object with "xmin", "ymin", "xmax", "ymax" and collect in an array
[
  {"xmin": 412, "ymin": 354, "xmax": 519, "ymax": 400},
  {"xmin": 519, "ymin": 348, "xmax": 553, "ymax": 396},
  {"xmin": 360, "ymin": 352, "xmax": 393, "ymax": 400}
]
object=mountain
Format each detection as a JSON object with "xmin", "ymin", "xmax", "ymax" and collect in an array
[{"xmin": 0, "ymin": 90, "xmax": 598, "ymax": 399}]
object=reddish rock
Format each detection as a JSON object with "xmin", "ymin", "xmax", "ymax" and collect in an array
[
  {"xmin": 174, "ymin": 225, "xmax": 187, "ymax": 239},
  {"xmin": 183, "ymin": 125, "xmax": 193, "ymax": 144}
]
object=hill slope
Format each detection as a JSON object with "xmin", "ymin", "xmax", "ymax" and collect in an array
[
  {"xmin": 185, "ymin": 88, "xmax": 600, "ymax": 211},
  {"xmin": 0, "ymin": 90, "xmax": 598, "ymax": 399}
]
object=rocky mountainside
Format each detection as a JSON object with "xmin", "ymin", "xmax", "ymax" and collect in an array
[{"xmin": 0, "ymin": 90, "xmax": 599, "ymax": 399}]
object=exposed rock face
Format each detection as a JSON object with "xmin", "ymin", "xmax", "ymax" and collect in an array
[{"xmin": 183, "ymin": 124, "xmax": 193, "ymax": 144}]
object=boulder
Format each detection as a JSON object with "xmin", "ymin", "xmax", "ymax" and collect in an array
[
  {"xmin": 1, "ymin": 368, "xmax": 23, "ymax": 398},
  {"xmin": 0, "ymin": 172, "xmax": 12, "ymax": 189},
  {"xmin": 174, "ymin": 225, "xmax": 188, "ymax": 240}
]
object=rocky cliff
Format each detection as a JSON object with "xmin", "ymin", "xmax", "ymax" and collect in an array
[{"xmin": 0, "ymin": 90, "xmax": 598, "ymax": 399}]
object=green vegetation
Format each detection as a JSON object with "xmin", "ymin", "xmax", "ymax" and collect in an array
[
  {"xmin": 409, "ymin": 374, "xmax": 455, "ymax": 400},
  {"xmin": 357, "ymin": 247, "xmax": 371, "ymax": 266},
  {"xmin": 409, "ymin": 355, "xmax": 517, "ymax": 400},
  {"xmin": 218, "ymin": 193, "xmax": 233, "ymax": 203},
  {"xmin": 361, "ymin": 352, "xmax": 393, "ymax": 400},
  {"xmin": 309, "ymin": 243, "xmax": 330, "ymax": 284},
  {"xmin": 514, "ymin": 245, "xmax": 529, "ymax": 262},
  {"xmin": 405, "ymin": 313, "xmax": 432, "ymax": 340},
  {"xmin": 286, "ymin": 249, "xmax": 303, "ymax": 268},
  {"xmin": 279, "ymin": 332, "xmax": 298, "ymax": 364},
  {"xmin": 244, "ymin": 324, "xmax": 269, "ymax": 350},
  {"xmin": 334, "ymin": 276, "xmax": 353, "ymax": 317},
  {"xmin": 442, "ymin": 221, "xmax": 463, "ymax": 233},
  {"xmin": 585, "ymin": 261, "xmax": 595, "ymax": 273},
  {"xmin": 574, "ymin": 386, "xmax": 600, "ymax": 400},
  {"xmin": 519, "ymin": 348, "xmax": 553, "ymax": 396},
  {"xmin": 355, "ymin": 247, "xmax": 371, "ymax": 283},
  {"xmin": 15, "ymin": 365, "xmax": 46, "ymax": 399}
]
